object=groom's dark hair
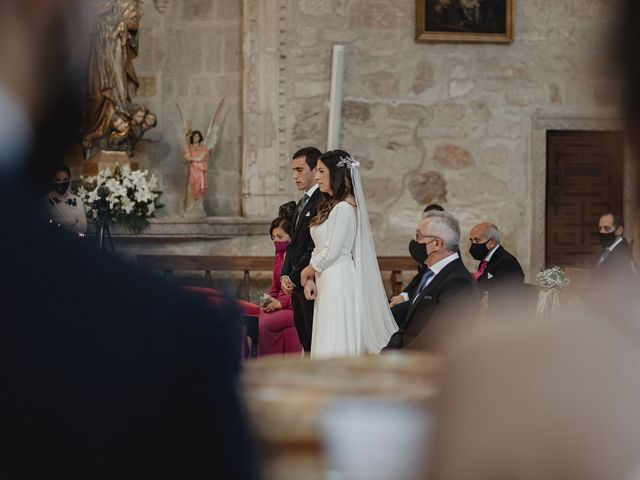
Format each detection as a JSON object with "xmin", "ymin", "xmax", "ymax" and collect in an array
[{"xmin": 293, "ymin": 147, "xmax": 321, "ymax": 170}]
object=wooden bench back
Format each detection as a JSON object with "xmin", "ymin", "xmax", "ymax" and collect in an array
[{"xmin": 137, "ymin": 255, "xmax": 419, "ymax": 298}]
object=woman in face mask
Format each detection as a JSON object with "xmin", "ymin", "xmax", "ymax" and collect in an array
[
  {"xmin": 257, "ymin": 201, "xmax": 303, "ymax": 356},
  {"xmin": 47, "ymin": 164, "xmax": 87, "ymax": 235}
]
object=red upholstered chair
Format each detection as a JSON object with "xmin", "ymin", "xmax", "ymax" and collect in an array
[
  {"xmin": 181, "ymin": 286, "xmax": 260, "ymax": 358},
  {"xmin": 181, "ymin": 286, "xmax": 260, "ymax": 316}
]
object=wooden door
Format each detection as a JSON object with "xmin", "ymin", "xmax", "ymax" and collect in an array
[{"xmin": 545, "ymin": 130, "xmax": 624, "ymax": 268}]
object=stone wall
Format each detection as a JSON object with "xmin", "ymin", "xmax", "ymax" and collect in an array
[
  {"xmin": 118, "ymin": 0, "xmax": 628, "ymax": 281},
  {"xmin": 133, "ymin": 0, "xmax": 242, "ymax": 217}
]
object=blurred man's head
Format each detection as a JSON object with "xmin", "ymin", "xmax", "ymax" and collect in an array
[
  {"xmin": 616, "ymin": 0, "xmax": 640, "ymax": 146},
  {"xmin": 0, "ymin": 0, "xmax": 86, "ymax": 124},
  {"xmin": 0, "ymin": 0, "xmax": 88, "ymax": 187},
  {"xmin": 616, "ymin": 1, "xmax": 640, "ymax": 267}
]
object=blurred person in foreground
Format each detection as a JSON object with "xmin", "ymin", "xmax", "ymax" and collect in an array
[
  {"xmin": 0, "ymin": 1, "xmax": 255, "ymax": 478},
  {"xmin": 429, "ymin": 3, "xmax": 640, "ymax": 478}
]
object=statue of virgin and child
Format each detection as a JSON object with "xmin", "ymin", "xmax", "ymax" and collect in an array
[{"xmin": 82, "ymin": 0, "xmax": 156, "ymax": 157}]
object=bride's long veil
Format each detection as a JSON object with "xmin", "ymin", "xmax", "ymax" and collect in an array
[{"xmin": 350, "ymin": 161, "xmax": 399, "ymax": 353}]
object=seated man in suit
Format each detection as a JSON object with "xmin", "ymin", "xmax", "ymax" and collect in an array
[
  {"xmin": 386, "ymin": 211, "xmax": 478, "ymax": 350},
  {"xmin": 389, "ymin": 204, "xmax": 446, "ymax": 328},
  {"xmin": 591, "ymin": 212, "xmax": 634, "ymax": 284},
  {"xmin": 468, "ymin": 223, "xmax": 525, "ymax": 305}
]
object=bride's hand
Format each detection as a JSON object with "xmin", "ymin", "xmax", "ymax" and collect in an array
[
  {"xmin": 300, "ymin": 265, "xmax": 315, "ymax": 286},
  {"xmin": 304, "ymin": 279, "xmax": 317, "ymax": 301}
]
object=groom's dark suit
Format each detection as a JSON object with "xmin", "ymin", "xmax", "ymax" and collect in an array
[
  {"xmin": 388, "ymin": 257, "xmax": 478, "ymax": 351},
  {"xmin": 281, "ymin": 186, "xmax": 323, "ymax": 351}
]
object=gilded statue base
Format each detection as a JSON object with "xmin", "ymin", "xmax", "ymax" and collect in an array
[
  {"xmin": 83, "ymin": 150, "xmax": 139, "ymax": 176},
  {"xmin": 67, "ymin": 147, "xmax": 140, "ymax": 179}
]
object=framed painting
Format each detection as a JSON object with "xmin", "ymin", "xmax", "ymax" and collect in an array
[{"xmin": 416, "ymin": 0, "xmax": 514, "ymax": 43}]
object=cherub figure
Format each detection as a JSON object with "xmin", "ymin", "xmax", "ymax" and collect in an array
[
  {"xmin": 98, "ymin": 111, "xmax": 133, "ymax": 155},
  {"xmin": 176, "ymin": 98, "xmax": 225, "ymax": 216},
  {"xmin": 129, "ymin": 104, "xmax": 157, "ymax": 148}
]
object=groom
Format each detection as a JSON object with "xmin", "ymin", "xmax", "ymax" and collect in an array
[{"xmin": 280, "ymin": 147, "xmax": 322, "ymax": 353}]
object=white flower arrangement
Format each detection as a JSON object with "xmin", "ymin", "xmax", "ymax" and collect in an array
[
  {"xmin": 536, "ymin": 266, "xmax": 570, "ymax": 290},
  {"xmin": 78, "ymin": 165, "xmax": 162, "ymax": 233}
]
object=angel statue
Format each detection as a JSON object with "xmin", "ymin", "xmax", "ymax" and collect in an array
[
  {"xmin": 176, "ymin": 98, "xmax": 225, "ymax": 216},
  {"xmin": 82, "ymin": 0, "xmax": 143, "ymax": 154}
]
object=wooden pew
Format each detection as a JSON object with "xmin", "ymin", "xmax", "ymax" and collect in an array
[{"xmin": 137, "ymin": 255, "xmax": 419, "ymax": 299}]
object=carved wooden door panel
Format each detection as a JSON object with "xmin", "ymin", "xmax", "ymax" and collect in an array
[{"xmin": 545, "ymin": 130, "xmax": 624, "ymax": 268}]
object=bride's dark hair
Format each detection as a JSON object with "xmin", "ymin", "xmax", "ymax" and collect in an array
[{"xmin": 310, "ymin": 150, "xmax": 355, "ymax": 227}]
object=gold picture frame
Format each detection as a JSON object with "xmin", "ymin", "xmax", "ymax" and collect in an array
[{"xmin": 416, "ymin": 0, "xmax": 514, "ymax": 43}]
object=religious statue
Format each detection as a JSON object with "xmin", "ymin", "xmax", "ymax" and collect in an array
[
  {"xmin": 82, "ymin": 0, "xmax": 143, "ymax": 154},
  {"xmin": 176, "ymin": 99, "xmax": 225, "ymax": 216}
]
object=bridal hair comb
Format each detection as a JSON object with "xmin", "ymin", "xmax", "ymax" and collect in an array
[{"xmin": 337, "ymin": 155, "xmax": 360, "ymax": 169}]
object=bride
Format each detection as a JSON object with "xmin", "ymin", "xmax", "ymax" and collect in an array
[{"xmin": 300, "ymin": 150, "xmax": 398, "ymax": 358}]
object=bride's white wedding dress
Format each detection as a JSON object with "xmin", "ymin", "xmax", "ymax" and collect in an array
[
  {"xmin": 308, "ymin": 159, "xmax": 398, "ymax": 358},
  {"xmin": 310, "ymin": 202, "xmax": 360, "ymax": 358}
]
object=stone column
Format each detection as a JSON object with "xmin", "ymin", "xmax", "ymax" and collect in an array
[{"xmin": 242, "ymin": 0, "xmax": 293, "ymax": 217}]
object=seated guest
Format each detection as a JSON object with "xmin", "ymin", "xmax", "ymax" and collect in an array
[
  {"xmin": 386, "ymin": 211, "xmax": 478, "ymax": 350},
  {"xmin": 258, "ymin": 202, "xmax": 302, "ymax": 356},
  {"xmin": 591, "ymin": 212, "xmax": 633, "ymax": 283},
  {"xmin": 47, "ymin": 164, "xmax": 87, "ymax": 234},
  {"xmin": 468, "ymin": 223, "xmax": 524, "ymax": 299},
  {"xmin": 389, "ymin": 204, "xmax": 447, "ymax": 328}
]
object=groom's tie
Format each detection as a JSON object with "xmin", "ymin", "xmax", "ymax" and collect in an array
[
  {"xmin": 295, "ymin": 193, "xmax": 310, "ymax": 229},
  {"xmin": 412, "ymin": 268, "xmax": 434, "ymax": 303}
]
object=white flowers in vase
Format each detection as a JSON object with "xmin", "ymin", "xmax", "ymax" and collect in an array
[
  {"xmin": 78, "ymin": 165, "xmax": 163, "ymax": 233},
  {"xmin": 536, "ymin": 266, "xmax": 570, "ymax": 290}
]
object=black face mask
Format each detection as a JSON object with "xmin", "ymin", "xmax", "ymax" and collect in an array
[
  {"xmin": 469, "ymin": 240, "xmax": 491, "ymax": 261},
  {"xmin": 53, "ymin": 181, "xmax": 70, "ymax": 195},
  {"xmin": 598, "ymin": 232, "xmax": 617, "ymax": 248},
  {"xmin": 409, "ymin": 239, "xmax": 435, "ymax": 265}
]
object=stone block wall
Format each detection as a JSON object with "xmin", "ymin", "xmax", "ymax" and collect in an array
[{"xmin": 132, "ymin": 0, "xmax": 243, "ymax": 217}]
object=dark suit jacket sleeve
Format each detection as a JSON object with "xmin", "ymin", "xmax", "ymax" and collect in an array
[
  {"xmin": 407, "ymin": 276, "xmax": 478, "ymax": 351},
  {"xmin": 279, "ymin": 238, "xmax": 315, "ymax": 286},
  {"xmin": 490, "ymin": 256, "xmax": 525, "ymax": 288},
  {"xmin": 287, "ymin": 241, "xmax": 315, "ymax": 288}
]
